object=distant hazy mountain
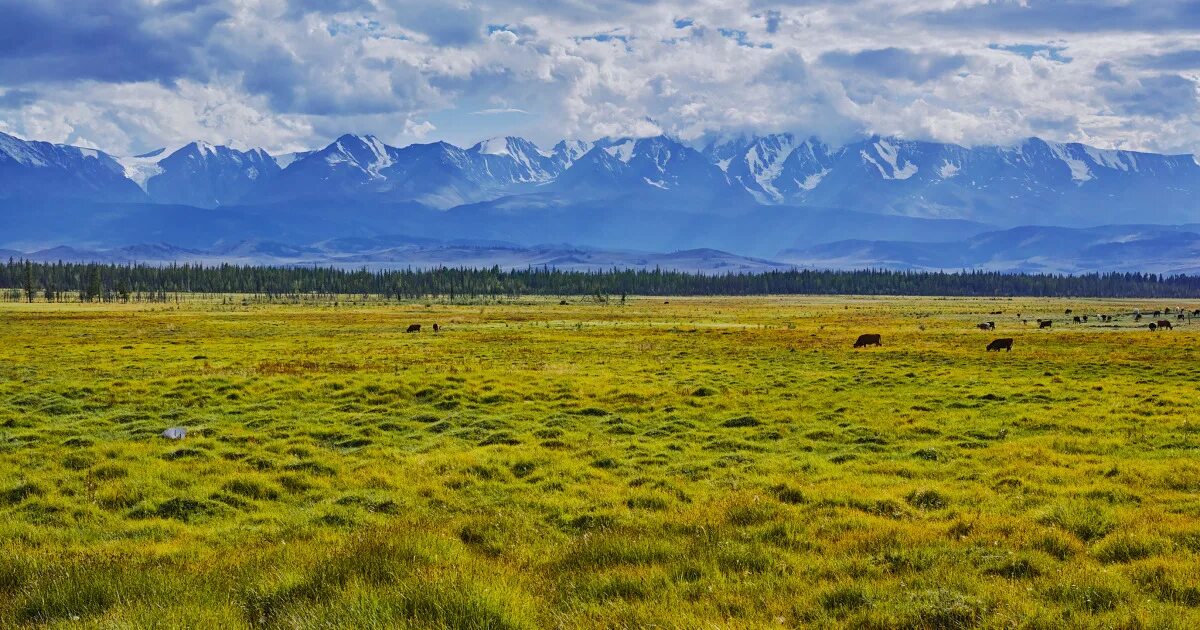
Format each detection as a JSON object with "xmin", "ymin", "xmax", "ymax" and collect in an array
[
  {"xmin": 779, "ymin": 224, "xmax": 1200, "ymax": 275},
  {"xmin": 1, "ymin": 237, "xmax": 795, "ymax": 274}
]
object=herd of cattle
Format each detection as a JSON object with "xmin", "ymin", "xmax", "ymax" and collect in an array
[{"xmin": 854, "ymin": 307, "xmax": 1198, "ymax": 352}]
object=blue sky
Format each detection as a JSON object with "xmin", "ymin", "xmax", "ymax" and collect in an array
[{"xmin": 0, "ymin": 0, "xmax": 1197, "ymax": 156}]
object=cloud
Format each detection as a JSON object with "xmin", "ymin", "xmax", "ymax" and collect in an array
[
  {"xmin": 0, "ymin": 0, "xmax": 1199, "ymax": 155},
  {"xmin": 1133, "ymin": 49, "xmax": 1200, "ymax": 70},
  {"xmin": 472, "ymin": 107, "xmax": 531, "ymax": 114},
  {"xmin": 0, "ymin": 0, "xmax": 227, "ymax": 85},
  {"xmin": 1105, "ymin": 74, "xmax": 1199, "ymax": 119},
  {"xmin": 819, "ymin": 47, "xmax": 969, "ymax": 82}
]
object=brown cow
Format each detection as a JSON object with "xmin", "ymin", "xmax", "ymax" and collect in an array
[
  {"xmin": 433, "ymin": 323, "xmax": 440, "ymax": 333},
  {"xmin": 406, "ymin": 324, "xmax": 421, "ymax": 333},
  {"xmin": 986, "ymin": 338, "xmax": 1014, "ymax": 352},
  {"xmin": 854, "ymin": 334, "xmax": 882, "ymax": 348},
  {"xmin": 1157, "ymin": 320, "xmax": 1173, "ymax": 330}
]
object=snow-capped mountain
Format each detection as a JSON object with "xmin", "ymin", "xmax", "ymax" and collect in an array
[
  {"xmin": 704, "ymin": 133, "xmax": 837, "ymax": 204},
  {"xmin": 553, "ymin": 135, "xmax": 753, "ymax": 210},
  {"xmin": 706, "ymin": 134, "xmax": 1200, "ymax": 224},
  {"xmin": 0, "ymin": 131, "xmax": 145, "ymax": 202},
  {"xmin": 249, "ymin": 134, "xmax": 566, "ymax": 208},
  {"xmin": 119, "ymin": 142, "xmax": 280, "ymax": 208},
  {"xmin": 3, "ymin": 129, "xmax": 1200, "ymax": 254},
  {"xmin": 467, "ymin": 136, "xmax": 559, "ymax": 184}
]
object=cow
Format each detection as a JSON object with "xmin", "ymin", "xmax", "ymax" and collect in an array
[
  {"xmin": 1082, "ymin": 315, "xmax": 1089, "ymax": 323},
  {"xmin": 406, "ymin": 324, "xmax": 421, "ymax": 333},
  {"xmin": 990, "ymin": 311, "xmax": 1003, "ymax": 315},
  {"xmin": 977, "ymin": 322, "xmax": 995, "ymax": 331},
  {"xmin": 1150, "ymin": 323, "xmax": 1158, "ymax": 332},
  {"xmin": 1073, "ymin": 316, "xmax": 1081, "ymax": 324},
  {"xmin": 1193, "ymin": 309, "xmax": 1200, "ymax": 316},
  {"xmin": 1178, "ymin": 313, "xmax": 1186, "ymax": 321},
  {"xmin": 433, "ymin": 323, "xmax": 440, "ymax": 333},
  {"xmin": 1065, "ymin": 309, "xmax": 1073, "ymax": 314},
  {"xmin": 854, "ymin": 334, "xmax": 882, "ymax": 348},
  {"xmin": 1039, "ymin": 320, "xmax": 1052, "ymax": 329},
  {"xmin": 1157, "ymin": 320, "xmax": 1173, "ymax": 330},
  {"xmin": 559, "ymin": 300, "xmax": 569, "ymax": 305},
  {"xmin": 986, "ymin": 338, "xmax": 1014, "ymax": 352}
]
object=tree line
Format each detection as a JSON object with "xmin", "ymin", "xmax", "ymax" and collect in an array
[{"xmin": 3, "ymin": 259, "xmax": 1200, "ymax": 301}]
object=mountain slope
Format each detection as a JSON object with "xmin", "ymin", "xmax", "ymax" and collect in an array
[{"xmin": 0, "ymin": 132, "xmax": 146, "ymax": 202}]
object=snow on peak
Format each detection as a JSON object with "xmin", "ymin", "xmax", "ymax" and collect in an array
[
  {"xmin": 871, "ymin": 139, "xmax": 919, "ymax": 180},
  {"xmin": 1047, "ymin": 142, "xmax": 1094, "ymax": 183},
  {"xmin": 604, "ymin": 139, "xmax": 637, "ymax": 163},
  {"xmin": 474, "ymin": 136, "xmax": 515, "ymax": 156},
  {"xmin": 0, "ymin": 132, "xmax": 48, "ymax": 166},
  {"xmin": 327, "ymin": 134, "xmax": 393, "ymax": 178},
  {"xmin": 938, "ymin": 160, "xmax": 960, "ymax": 179}
]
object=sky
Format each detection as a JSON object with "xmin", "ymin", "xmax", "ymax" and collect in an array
[{"xmin": 0, "ymin": 0, "xmax": 1197, "ymax": 156}]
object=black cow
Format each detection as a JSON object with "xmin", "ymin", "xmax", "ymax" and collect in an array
[
  {"xmin": 1073, "ymin": 316, "xmax": 1081, "ymax": 324},
  {"xmin": 433, "ymin": 323, "xmax": 440, "ymax": 332},
  {"xmin": 406, "ymin": 324, "xmax": 421, "ymax": 333},
  {"xmin": 977, "ymin": 322, "xmax": 995, "ymax": 331},
  {"xmin": 1039, "ymin": 320, "xmax": 1052, "ymax": 329},
  {"xmin": 1065, "ymin": 309, "xmax": 1073, "ymax": 314},
  {"xmin": 1150, "ymin": 323, "xmax": 1158, "ymax": 332},
  {"xmin": 986, "ymin": 338, "xmax": 1014, "ymax": 352},
  {"xmin": 854, "ymin": 334, "xmax": 882, "ymax": 348}
]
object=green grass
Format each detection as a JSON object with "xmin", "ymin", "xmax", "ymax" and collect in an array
[{"xmin": 1, "ymin": 295, "xmax": 1199, "ymax": 627}]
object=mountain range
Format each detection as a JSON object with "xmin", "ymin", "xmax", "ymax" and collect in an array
[{"xmin": 2, "ymin": 129, "xmax": 1198, "ymax": 272}]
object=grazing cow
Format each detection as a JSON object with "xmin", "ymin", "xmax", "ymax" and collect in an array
[
  {"xmin": 1157, "ymin": 320, "xmax": 1173, "ymax": 330},
  {"xmin": 853, "ymin": 334, "xmax": 882, "ymax": 348},
  {"xmin": 1135, "ymin": 314, "xmax": 1143, "ymax": 322},
  {"xmin": 406, "ymin": 324, "xmax": 421, "ymax": 333},
  {"xmin": 1193, "ymin": 309, "xmax": 1200, "ymax": 316},
  {"xmin": 1150, "ymin": 323, "xmax": 1158, "ymax": 332},
  {"xmin": 1073, "ymin": 316, "xmax": 1081, "ymax": 324},
  {"xmin": 1153, "ymin": 310, "xmax": 1162, "ymax": 317},
  {"xmin": 433, "ymin": 323, "xmax": 440, "ymax": 333},
  {"xmin": 977, "ymin": 322, "xmax": 995, "ymax": 331},
  {"xmin": 1039, "ymin": 320, "xmax": 1052, "ymax": 329},
  {"xmin": 1082, "ymin": 315, "xmax": 1089, "ymax": 323},
  {"xmin": 986, "ymin": 338, "xmax": 1014, "ymax": 352},
  {"xmin": 559, "ymin": 300, "xmax": 568, "ymax": 305},
  {"xmin": 1065, "ymin": 309, "xmax": 1073, "ymax": 314},
  {"xmin": 1178, "ymin": 313, "xmax": 1186, "ymax": 321}
]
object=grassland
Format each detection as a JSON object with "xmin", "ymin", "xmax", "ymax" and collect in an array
[{"xmin": 1, "ymin": 295, "xmax": 1199, "ymax": 628}]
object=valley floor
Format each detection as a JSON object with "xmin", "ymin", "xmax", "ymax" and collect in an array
[{"xmin": 1, "ymin": 296, "xmax": 1199, "ymax": 628}]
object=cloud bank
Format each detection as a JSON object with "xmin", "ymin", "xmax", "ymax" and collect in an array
[{"xmin": 0, "ymin": 0, "xmax": 1196, "ymax": 156}]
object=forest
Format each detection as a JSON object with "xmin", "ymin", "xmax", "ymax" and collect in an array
[{"xmin": 3, "ymin": 259, "xmax": 1199, "ymax": 300}]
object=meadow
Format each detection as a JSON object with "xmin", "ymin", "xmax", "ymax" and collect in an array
[{"xmin": 1, "ymin": 295, "xmax": 1199, "ymax": 628}]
